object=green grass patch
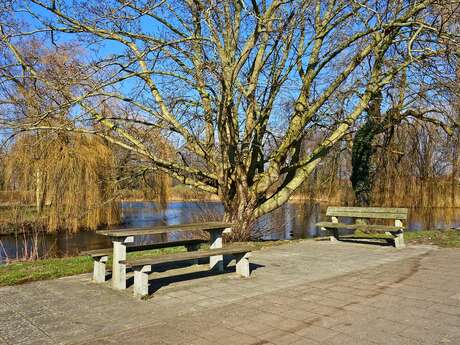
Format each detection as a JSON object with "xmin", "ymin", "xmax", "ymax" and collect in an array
[
  {"xmin": 345, "ymin": 229, "xmax": 460, "ymax": 248},
  {"xmin": 0, "ymin": 245, "xmax": 189, "ymax": 287},
  {"xmin": 404, "ymin": 230, "xmax": 460, "ymax": 248},
  {"xmin": 0, "ymin": 255, "xmax": 94, "ymax": 287}
]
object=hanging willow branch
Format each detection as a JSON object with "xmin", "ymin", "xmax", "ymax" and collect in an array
[{"xmin": 5, "ymin": 132, "xmax": 120, "ymax": 232}]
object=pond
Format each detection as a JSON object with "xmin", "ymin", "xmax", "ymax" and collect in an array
[{"xmin": 0, "ymin": 201, "xmax": 459, "ymax": 263}]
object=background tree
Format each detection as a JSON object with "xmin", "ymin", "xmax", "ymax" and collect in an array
[
  {"xmin": 4, "ymin": 132, "xmax": 121, "ymax": 232},
  {"xmin": 349, "ymin": 1, "xmax": 460, "ymax": 207}
]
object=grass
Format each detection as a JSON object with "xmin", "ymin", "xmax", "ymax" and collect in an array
[
  {"xmin": 0, "ymin": 246, "xmax": 189, "ymax": 287},
  {"xmin": 404, "ymin": 230, "xmax": 460, "ymax": 248},
  {"xmin": 0, "ymin": 240, "xmax": 295, "ymax": 287},
  {"xmin": 0, "ymin": 255, "xmax": 94, "ymax": 286},
  {"xmin": 343, "ymin": 229, "xmax": 460, "ymax": 248}
]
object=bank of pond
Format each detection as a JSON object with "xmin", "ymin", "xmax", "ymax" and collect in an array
[
  {"xmin": 0, "ymin": 201, "xmax": 459, "ymax": 264},
  {"xmin": 0, "ymin": 231, "xmax": 459, "ymax": 288}
]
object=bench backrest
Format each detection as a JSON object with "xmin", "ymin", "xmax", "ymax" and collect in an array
[{"xmin": 326, "ymin": 207, "xmax": 408, "ymax": 220}]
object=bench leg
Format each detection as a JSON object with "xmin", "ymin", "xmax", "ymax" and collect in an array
[
  {"xmin": 185, "ymin": 243, "xmax": 201, "ymax": 265},
  {"xmin": 330, "ymin": 229, "xmax": 339, "ymax": 242},
  {"xmin": 209, "ymin": 230, "xmax": 223, "ymax": 272},
  {"xmin": 393, "ymin": 231, "xmax": 406, "ymax": 249},
  {"xmin": 393, "ymin": 220, "xmax": 405, "ymax": 249},
  {"xmin": 134, "ymin": 265, "xmax": 152, "ymax": 299},
  {"xmin": 93, "ymin": 255, "xmax": 108, "ymax": 283},
  {"xmin": 235, "ymin": 253, "xmax": 251, "ymax": 278}
]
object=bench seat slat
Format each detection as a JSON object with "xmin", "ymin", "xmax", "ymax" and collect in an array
[
  {"xmin": 339, "ymin": 235, "xmax": 393, "ymax": 240},
  {"xmin": 315, "ymin": 222, "xmax": 404, "ymax": 232},
  {"xmin": 122, "ymin": 245, "xmax": 254, "ymax": 268},
  {"xmin": 80, "ymin": 239, "xmax": 207, "ymax": 257}
]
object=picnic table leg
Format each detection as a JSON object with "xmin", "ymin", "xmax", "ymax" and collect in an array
[
  {"xmin": 209, "ymin": 229, "xmax": 224, "ymax": 272},
  {"xmin": 112, "ymin": 236, "xmax": 134, "ymax": 290}
]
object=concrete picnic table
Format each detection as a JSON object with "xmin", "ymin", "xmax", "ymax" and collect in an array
[{"xmin": 96, "ymin": 222, "xmax": 234, "ymax": 290}]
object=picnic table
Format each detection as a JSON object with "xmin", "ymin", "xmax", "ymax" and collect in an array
[{"xmin": 96, "ymin": 222, "xmax": 234, "ymax": 290}]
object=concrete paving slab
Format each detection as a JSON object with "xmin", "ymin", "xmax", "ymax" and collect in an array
[{"xmin": 0, "ymin": 241, "xmax": 459, "ymax": 344}]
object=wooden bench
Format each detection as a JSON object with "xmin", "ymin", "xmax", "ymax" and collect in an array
[
  {"xmin": 315, "ymin": 207, "xmax": 408, "ymax": 249},
  {"xmin": 121, "ymin": 245, "xmax": 253, "ymax": 298},
  {"xmin": 80, "ymin": 239, "xmax": 207, "ymax": 283}
]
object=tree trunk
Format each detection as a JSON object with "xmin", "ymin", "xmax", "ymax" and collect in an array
[
  {"xmin": 350, "ymin": 120, "xmax": 378, "ymax": 207},
  {"xmin": 221, "ymin": 187, "xmax": 257, "ymax": 241},
  {"xmin": 35, "ymin": 168, "xmax": 42, "ymax": 214},
  {"xmin": 223, "ymin": 208, "xmax": 254, "ymax": 242}
]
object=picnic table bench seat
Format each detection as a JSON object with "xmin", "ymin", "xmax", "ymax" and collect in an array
[
  {"xmin": 80, "ymin": 239, "xmax": 208, "ymax": 283},
  {"xmin": 315, "ymin": 207, "xmax": 408, "ymax": 249},
  {"xmin": 80, "ymin": 239, "xmax": 207, "ymax": 258},
  {"xmin": 122, "ymin": 245, "xmax": 254, "ymax": 298}
]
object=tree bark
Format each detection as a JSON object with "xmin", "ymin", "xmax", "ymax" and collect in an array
[
  {"xmin": 350, "ymin": 119, "xmax": 379, "ymax": 207},
  {"xmin": 35, "ymin": 168, "xmax": 42, "ymax": 214},
  {"xmin": 222, "ymin": 193, "xmax": 256, "ymax": 241}
]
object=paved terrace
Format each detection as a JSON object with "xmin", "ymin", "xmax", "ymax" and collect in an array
[{"xmin": 1, "ymin": 241, "xmax": 459, "ymax": 345}]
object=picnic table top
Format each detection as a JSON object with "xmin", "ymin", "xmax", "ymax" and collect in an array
[{"xmin": 96, "ymin": 221, "xmax": 234, "ymax": 237}]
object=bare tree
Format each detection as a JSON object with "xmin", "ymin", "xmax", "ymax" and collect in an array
[
  {"xmin": 0, "ymin": 1, "xmax": 458, "ymax": 238},
  {"xmin": 350, "ymin": 1, "xmax": 460, "ymax": 207}
]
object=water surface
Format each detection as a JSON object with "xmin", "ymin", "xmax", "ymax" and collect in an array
[{"xmin": 0, "ymin": 201, "xmax": 459, "ymax": 262}]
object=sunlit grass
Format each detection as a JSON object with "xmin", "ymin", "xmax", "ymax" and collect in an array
[
  {"xmin": 404, "ymin": 230, "xmax": 460, "ymax": 248},
  {"xmin": 0, "ymin": 255, "xmax": 93, "ymax": 286},
  {"xmin": 343, "ymin": 229, "xmax": 460, "ymax": 248},
  {"xmin": 0, "ymin": 246, "xmax": 188, "ymax": 287}
]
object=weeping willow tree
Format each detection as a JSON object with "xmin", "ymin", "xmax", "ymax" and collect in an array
[
  {"xmin": 114, "ymin": 127, "xmax": 174, "ymax": 211},
  {"xmin": 5, "ymin": 131, "xmax": 120, "ymax": 232},
  {"xmin": 139, "ymin": 165, "xmax": 172, "ymax": 211},
  {"xmin": 0, "ymin": 42, "xmax": 120, "ymax": 231},
  {"xmin": 0, "ymin": 40, "xmax": 174, "ymax": 231}
]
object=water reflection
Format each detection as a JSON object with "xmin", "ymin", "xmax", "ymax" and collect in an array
[
  {"xmin": 0, "ymin": 231, "xmax": 112, "ymax": 263},
  {"xmin": 0, "ymin": 201, "xmax": 459, "ymax": 263},
  {"xmin": 407, "ymin": 207, "xmax": 460, "ymax": 231},
  {"xmin": 121, "ymin": 201, "xmax": 223, "ymax": 228}
]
